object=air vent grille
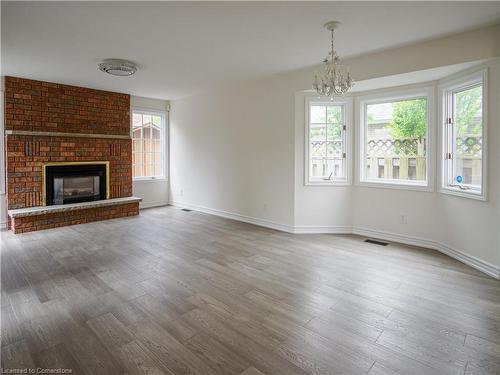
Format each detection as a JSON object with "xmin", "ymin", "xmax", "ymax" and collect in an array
[{"xmin": 364, "ymin": 239, "xmax": 388, "ymax": 246}]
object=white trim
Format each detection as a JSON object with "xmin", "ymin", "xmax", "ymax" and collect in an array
[
  {"xmin": 131, "ymin": 106, "xmax": 168, "ymax": 181},
  {"xmin": 356, "ymin": 85, "xmax": 435, "ymax": 191},
  {"xmin": 131, "ymin": 105, "xmax": 168, "ymax": 114},
  {"xmin": 293, "ymin": 225, "xmax": 353, "ymax": 234},
  {"xmin": 133, "ymin": 177, "xmax": 168, "ymax": 184},
  {"xmin": 303, "ymin": 181, "xmax": 352, "ymax": 187},
  {"xmin": 439, "ymin": 187, "xmax": 485, "ymax": 201},
  {"xmin": 352, "ymin": 226, "xmax": 499, "ymax": 279},
  {"xmin": 170, "ymin": 201, "xmax": 295, "ymax": 233},
  {"xmin": 438, "ymin": 68, "xmax": 487, "ymax": 201},
  {"xmin": 304, "ymin": 95, "xmax": 353, "ymax": 186},
  {"xmin": 139, "ymin": 200, "xmax": 169, "ymax": 209},
  {"xmin": 168, "ymin": 201, "xmax": 499, "ymax": 279},
  {"xmin": 355, "ymin": 179, "xmax": 433, "ymax": 193}
]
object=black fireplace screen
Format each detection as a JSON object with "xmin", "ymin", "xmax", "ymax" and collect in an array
[{"xmin": 45, "ymin": 164, "xmax": 107, "ymax": 205}]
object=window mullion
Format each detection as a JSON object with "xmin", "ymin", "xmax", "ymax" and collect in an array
[
  {"xmin": 141, "ymin": 115, "xmax": 145, "ymax": 177},
  {"xmin": 443, "ymin": 92, "xmax": 454, "ymax": 185},
  {"xmin": 342, "ymin": 106, "xmax": 346, "ymax": 177},
  {"xmin": 324, "ymin": 106, "xmax": 328, "ymax": 178},
  {"xmin": 450, "ymin": 92, "xmax": 455, "ymax": 185}
]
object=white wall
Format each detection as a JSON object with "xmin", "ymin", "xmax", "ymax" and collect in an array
[
  {"xmin": 131, "ymin": 96, "xmax": 170, "ymax": 209},
  {"xmin": 170, "ymin": 77, "xmax": 296, "ymax": 229},
  {"xmin": 170, "ymin": 24, "xmax": 500, "ymax": 276}
]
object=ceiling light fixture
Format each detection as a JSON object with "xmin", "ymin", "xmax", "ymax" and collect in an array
[
  {"xmin": 313, "ymin": 21, "xmax": 353, "ymax": 99},
  {"xmin": 98, "ymin": 59, "xmax": 137, "ymax": 77}
]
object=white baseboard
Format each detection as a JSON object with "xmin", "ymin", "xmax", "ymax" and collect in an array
[
  {"xmin": 169, "ymin": 200, "xmax": 499, "ymax": 279},
  {"xmin": 170, "ymin": 201, "xmax": 295, "ymax": 233},
  {"xmin": 140, "ymin": 200, "xmax": 169, "ymax": 209},
  {"xmin": 293, "ymin": 225, "xmax": 353, "ymax": 234},
  {"xmin": 436, "ymin": 242, "xmax": 499, "ymax": 280},
  {"xmin": 352, "ymin": 227, "xmax": 437, "ymax": 250},
  {"xmin": 353, "ymin": 227, "xmax": 499, "ymax": 279}
]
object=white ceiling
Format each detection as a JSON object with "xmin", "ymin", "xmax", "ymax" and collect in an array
[{"xmin": 2, "ymin": 2, "xmax": 500, "ymax": 100}]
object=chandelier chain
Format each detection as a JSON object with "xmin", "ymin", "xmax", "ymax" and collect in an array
[{"xmin": 331, "ymin": 29, "xmax": 334, "ymax": 60}]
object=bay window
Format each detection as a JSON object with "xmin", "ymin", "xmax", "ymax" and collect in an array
[{"xmin": 304, "ymin": 68, "xmax": 488, "ymax": 199}]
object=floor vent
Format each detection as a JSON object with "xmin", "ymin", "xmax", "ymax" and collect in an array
[
  {"xmin": 181, "ymin": 208, "xmax": 192, "ymax": 212},
  {"xmin": 364, "ymin": 239, "xmax": 388, "ymax": 246}
]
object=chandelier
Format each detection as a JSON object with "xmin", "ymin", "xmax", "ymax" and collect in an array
[{"xmin": 313, "ymin": 21, "xmax": 353, "ymax": 99}]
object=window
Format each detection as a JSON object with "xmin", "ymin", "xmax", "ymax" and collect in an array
[
  {"xmin": 305, "ymin": 97, "xmax": 351, "ymax": 185},
  {"xmin": 441, "ymin": 71, "xmax": 486, "ymax": 199},
  {"xmin": 132, "ymin": 109, "xmax": 166, "ymax": 180},
  {"xmin": 359, "ymin": 89, "xmax": 431, "ymax": 189}
]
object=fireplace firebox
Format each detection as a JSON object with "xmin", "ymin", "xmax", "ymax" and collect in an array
[{"xmin": 43, "ymin": 162, "xmax": 109, "ymax": 206}]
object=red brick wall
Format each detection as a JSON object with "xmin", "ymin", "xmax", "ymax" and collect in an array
[
  {"xmin": 11, "ymin": 202, "xmax": 139, "ymax": 234},
  {"xmin": 5, "ymin": 76, "xmax": 130, "ymax": 135},
  {"xmin": 6, "ymin": 135, "xmax": 132, "ymax": 209},
  {"xmin": 5, "ymin": 77, "xmax": 136, "ymax": 232}
]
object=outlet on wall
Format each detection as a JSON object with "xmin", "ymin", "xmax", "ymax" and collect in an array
[
  {"xmin": 263, "ymin": 203, "xmax": 268, "ymax": 212},
  {"xmin": 180, "ymin": 189, "xmax": 183, "ymax": 197},
  {"xmin": 400, "ymin": 215, "xmax": 408, "ymax": 224}
]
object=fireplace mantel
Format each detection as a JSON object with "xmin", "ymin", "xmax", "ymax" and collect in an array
[{"xmin": 5, "ymin": 129, "xmax": 131, "ymax": 139}]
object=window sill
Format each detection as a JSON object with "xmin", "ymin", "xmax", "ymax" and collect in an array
[
  {"xmin": 439, "ymin": 187, "xmax": 486, "ymax": 201},
  {"xmin": 133, "ymin": 178, "xmax": 168, "ymax": 184},
  {"xmin": 357, "ymin": 179, "xmax": 432, "ymax": 192},
  {"xmin": 306, "ymin": 179, "xmax": 351, "ymax": 186}
]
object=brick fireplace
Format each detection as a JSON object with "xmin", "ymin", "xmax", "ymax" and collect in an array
[{"xmin": 4, "ymin": 76, "xmax": 140, "ymax": 233}]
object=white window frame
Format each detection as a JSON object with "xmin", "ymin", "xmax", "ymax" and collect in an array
[
  {"xmin": 357, "ymin": 86, "xmax": 434, "ymax": 191},
  {"xmin": 131, "ymin": 107, "xmax": 168, "ymax": 181},
  {"xmin": 438, "ymin": 69, "xmax": 487, "ymax": 201},
  {"xmin": 304, "ymin": 96, "xmax": 352, "ymax": 186}
]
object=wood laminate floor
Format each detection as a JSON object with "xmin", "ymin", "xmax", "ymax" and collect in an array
[{"xmin": 1, "ymin": 206, "xmax": 500, "ymax": 375}]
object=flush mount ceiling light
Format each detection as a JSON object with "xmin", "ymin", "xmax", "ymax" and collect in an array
[
  {"xmin": 312, "ymin": 21, "xmax": 354, "ymax": 99},
  {"xmin": 98, "ymin": 59, "xmax": 137, "ymax": 76}
]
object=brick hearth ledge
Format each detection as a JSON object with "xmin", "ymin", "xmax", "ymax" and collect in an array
[{"xmin": 8, "ymin": 197, "xmax": 142, "ymax": 218}]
